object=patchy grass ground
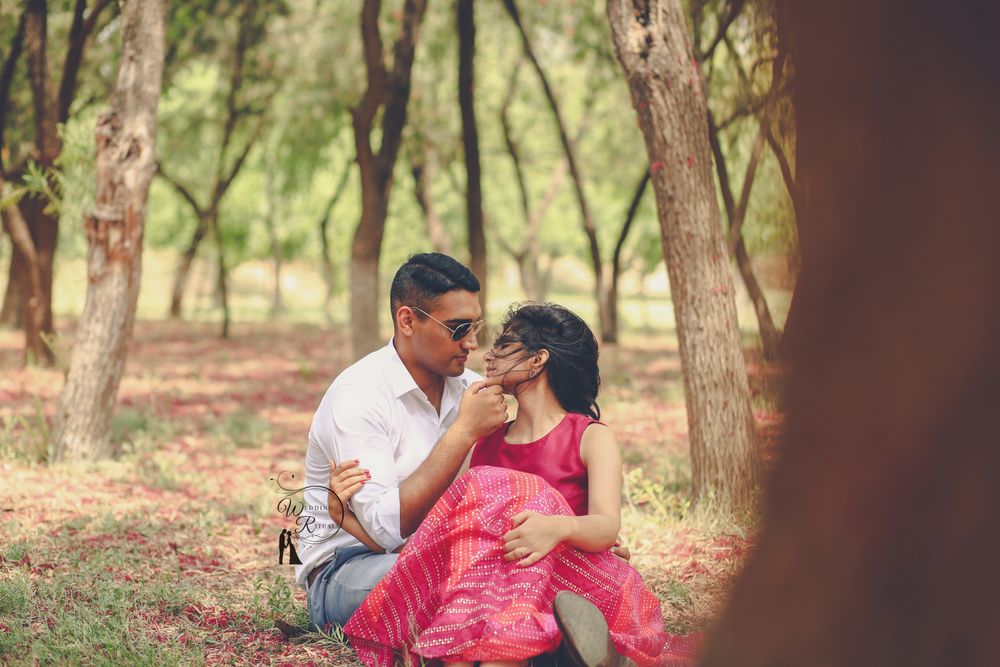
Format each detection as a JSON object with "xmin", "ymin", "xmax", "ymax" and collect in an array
[{"xmin": 0, "ymin": 320, "xmax": 785, "ymax": 665}]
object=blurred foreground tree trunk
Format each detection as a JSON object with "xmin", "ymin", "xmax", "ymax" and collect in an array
[
  {"xmin": 699, "ymin": 1, "xmax": 1000, "ymax": 664},
  {"xmin": 51, "ymin": 0, "xmax": 167, "ymax": 463},
  {"xmin": 607, "ymin": 0, "xmax": 760, "ymax": 511},
  {"xmin": 350, "ymin": 0, "xmax": 428, "ymax": 359},
  {"xmin": 457, "ymin": 0, "xmax": 486, "ymax": 334}
]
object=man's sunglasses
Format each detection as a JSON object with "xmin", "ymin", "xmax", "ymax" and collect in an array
[{"xmin": 410, "ymin": 306, "xmax": 486, "ymax": 341}]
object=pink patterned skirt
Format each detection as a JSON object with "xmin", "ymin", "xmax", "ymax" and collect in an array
[{"xmin": 344, "ymin": 466, "xmax": 697, "ymax": 667}]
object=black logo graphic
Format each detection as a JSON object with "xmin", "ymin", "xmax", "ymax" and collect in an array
[{"xmin": 269, "ymin": 471, "xmax": 347, "ymax": 565}]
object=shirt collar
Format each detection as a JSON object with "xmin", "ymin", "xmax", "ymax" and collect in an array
[{"xmin": 385, "ymin": 338, "xmax": 422, "ymax": 398}]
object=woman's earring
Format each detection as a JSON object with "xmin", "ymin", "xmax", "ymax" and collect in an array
[{"xmin": 529, "ymin": 369, "xmax": 536, "ymax": 379}]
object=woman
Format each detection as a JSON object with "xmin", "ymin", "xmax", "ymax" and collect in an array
[{"xmin": 334, "ymin": 303, "xmax": 683, "ymax": 667}]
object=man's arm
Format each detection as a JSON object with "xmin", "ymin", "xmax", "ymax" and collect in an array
[{"xmin": 397, "ymin": 379, "xmax": 507, "ymax": 538}]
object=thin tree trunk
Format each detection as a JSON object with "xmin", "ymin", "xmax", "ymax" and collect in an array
[
  {"xmin": 608, "ymin": 0, "xmax": 761, "ymax": 512},
  {"xmin": 50, "ymin": 0, "xmax": 166, "ymax": 463},
  {"xmin": 608, "ymin": 169, "xmax": 650, "ymax": 344},
  {"xmin": 318, "ymin": 160, "xmax": 352, "ymax": 322},
  {"xmin": 707, "ymin": 113, "xmax": 781, "ymax": 359},
  {"xmin": 169, "ymin": 215, "xmax": 208, "ymax": 318},
  {"xmin": 209, "ymin": 212, "xmax": 230, "ymax": 338},
  {"xmin": 503, "ymin": 0, "xmax": 611, "ymax": 340},
  {"xmin": 264, "ymin": 162, "xmax": 283, "ymax": 318},
  {"xmin": 350, "ymin": 0, "xmax": 428, "ymax": 359},
  {"xmin": 701, "ymin": 1, "xmax": 1000, "ymax": 663},
  {"xmin": 411, "ymin": 156, "xmax": 451, "ymax": 254},
  {"xmin": 457, "ymin": 0, "xmax": 487, "ymax": 333}
]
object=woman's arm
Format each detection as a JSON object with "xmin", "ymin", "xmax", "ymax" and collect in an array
[
  {"xmin": 501, "ymin": 423, "xmax": 622, "ymax": 565},
  {"xmin": 328, "ymin": 461, "xmax": 386, "ymax": 554},
  {"xmin": 561, "ymin": 422, "xmax": 622, "ymax": 551}
]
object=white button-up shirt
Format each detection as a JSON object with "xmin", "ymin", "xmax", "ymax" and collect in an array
[{"xmin": 294, "ymin": 339, "xmax": 481, "ymax": 587}]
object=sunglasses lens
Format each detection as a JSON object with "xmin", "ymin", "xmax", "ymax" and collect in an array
[{"xmin": 451, "ymin": 324, "xmax": 471, "ymax": 341}]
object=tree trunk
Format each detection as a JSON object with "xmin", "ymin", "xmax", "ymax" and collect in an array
[
  {"xmin": 50, "ymin": 0, "xmax": 166, "ymax": 463},
  {"xmin": 349, "ymin": 0, "xmax": 428, "ymax": 360},
  {"xmin": 318, "ymin": 160, "xmax": 352, "ymax": 322},
  {"xmin": 608, "ymin": 169, "xmax": 650, "ymax": 345},
  {"xmin": 707, "ymin": 113, "xmax": 781, "ymax": 359},
  {"xmin": 264, "ymin": 163, "xmax": 283, "ymax": 318},
  {"xmin": 20, "ymin": 0, "xmax": 61, "ymax": 365},
  {"xmin": 607, "ymin": 0, "xmax": 760, "ymax": 512},
  {"xmin": 457, "ymin": 0, "xmax": 487, "ymax": 334},
  {"xmin": 0, "ymin": 251, "xmax": 26, "ymax": 327},
  {"xmin": 19, "ymin": 197, "xmax": 57, "ymax": 364},
  {"xmin": 169, "ymin": 215, "xmax": 208, "ymax": 319},
  {"xmin": 411, "ymin": 157, "xmax": 451, "ymax": 254},
  {"xmin": 210, "ymin": 212, "xmax": 230, "ymax": 339},
  {"xmin": 700, "ymin": 1, "xmax": 1000, "ymax": 663},
  {"xmin": 504, "ymin": 0, "xmax": 611, "ymax": 340},
  {"xmin": 0, "ymin": 194, "xmax": 47, "ymax": 364}
]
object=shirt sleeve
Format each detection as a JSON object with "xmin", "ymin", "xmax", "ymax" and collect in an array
[{"xmin": 323, "ymin": 384, "xmax": 405, "ymax": 552}]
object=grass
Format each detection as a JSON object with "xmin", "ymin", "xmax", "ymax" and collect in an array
[{"xmin": 0, "ymin": 259, "xmax": 790, "ymax": 663}]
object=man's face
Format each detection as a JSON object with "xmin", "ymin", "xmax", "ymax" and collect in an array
[{"xmin": 409, "ymin": 290, "xmax": 482, "ymax": 377}]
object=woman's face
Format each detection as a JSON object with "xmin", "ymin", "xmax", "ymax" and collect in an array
[{"xmin": 483, "ymin": 330, "xmax": 534, "ymax": 392}]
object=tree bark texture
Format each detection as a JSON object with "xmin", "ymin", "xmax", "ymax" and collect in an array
[
  {"xmin": 457, "ymin": 0, "xmax": 487, "ymax": 335},
  {"xmin": 700, "ymin": 1, "xmax": 1000, "ymax": 664},
  {"xmin": 51, "ymin": 0, "xmax": 167, "ymax": 463},
  {"xmin": 607, "ymin": 0, "xmax": 760, "ymax": 511},
  {"xmin": 350, "ymin": 0, "xmax": 428, "ymax": 359},
  {"xmin": 503, "ymin": 0, "xmax": 612, "ymax": 341}
]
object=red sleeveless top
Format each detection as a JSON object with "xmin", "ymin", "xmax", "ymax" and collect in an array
[{"xmin": 469, "ymin": 412, "xmax": 599, "ymax": 516}]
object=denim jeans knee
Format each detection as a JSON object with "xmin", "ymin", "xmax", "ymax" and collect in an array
[{"xmin": 307, "ymin": 546, "xmax": 399, "ymax": 630}]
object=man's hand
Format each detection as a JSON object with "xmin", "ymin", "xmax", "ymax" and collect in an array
[
  {"xmin": 327, "ymin": 459, "xmax": 369, "ymax": 526},
  {"xmin": 453, "ymin": 378, "xmax": 508, "ymax": 443},
  {"xmin": 502, "ymin": 511, "xmax": 568, "ymax": 567}
]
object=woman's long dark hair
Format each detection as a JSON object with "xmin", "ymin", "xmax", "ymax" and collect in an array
[{"xmin": 494, "ymin": 303, "xmax": 601, "ymax": 420}]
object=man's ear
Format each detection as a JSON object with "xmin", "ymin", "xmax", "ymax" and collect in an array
[{"xmin": 397, "ymin": 306, "xmax": 417, "ymax": 337}]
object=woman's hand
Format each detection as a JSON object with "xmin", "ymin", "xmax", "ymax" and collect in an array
[
  {"xmin": 502, "ymin": 511, "xmax": 570, "ymax": 567},
  {"xmin": 327, "ymin": 459, "xmax": 370, "ymax": 525}
]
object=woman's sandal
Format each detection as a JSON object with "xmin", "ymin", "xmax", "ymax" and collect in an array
[{"xmin": 553, "ymin": 591, "xmax": 637, "ymax": 667}]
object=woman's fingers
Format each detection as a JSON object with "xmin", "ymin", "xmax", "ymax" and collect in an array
[
  {"xmin": 336, "ymin": 480, "xmax": 365, "ymax": 502},
  {"xmin": 330, "ymin": 459, "xmax": 361, "ymax": 474},
  {"xmin": 333, "ymin": 467, "xmax": 370, "ymax": 485},
  {"xmin": 516, "ymin": 551, "xmax": 541, "ymax": 567}
]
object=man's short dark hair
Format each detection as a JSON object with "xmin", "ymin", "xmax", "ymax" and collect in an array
[{"xmin": 389, "ymin": 253, "xmax": 480, "ymax": 323}]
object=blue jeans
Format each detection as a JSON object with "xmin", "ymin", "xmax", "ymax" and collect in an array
[{"xmin": 307, "ymin": 545, "xmax": 399, "ymax": 630}]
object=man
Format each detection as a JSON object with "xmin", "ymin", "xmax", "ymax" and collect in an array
[{"xmin": 295, "ymin": 253, "xmax": 508, "ymax": 630}]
